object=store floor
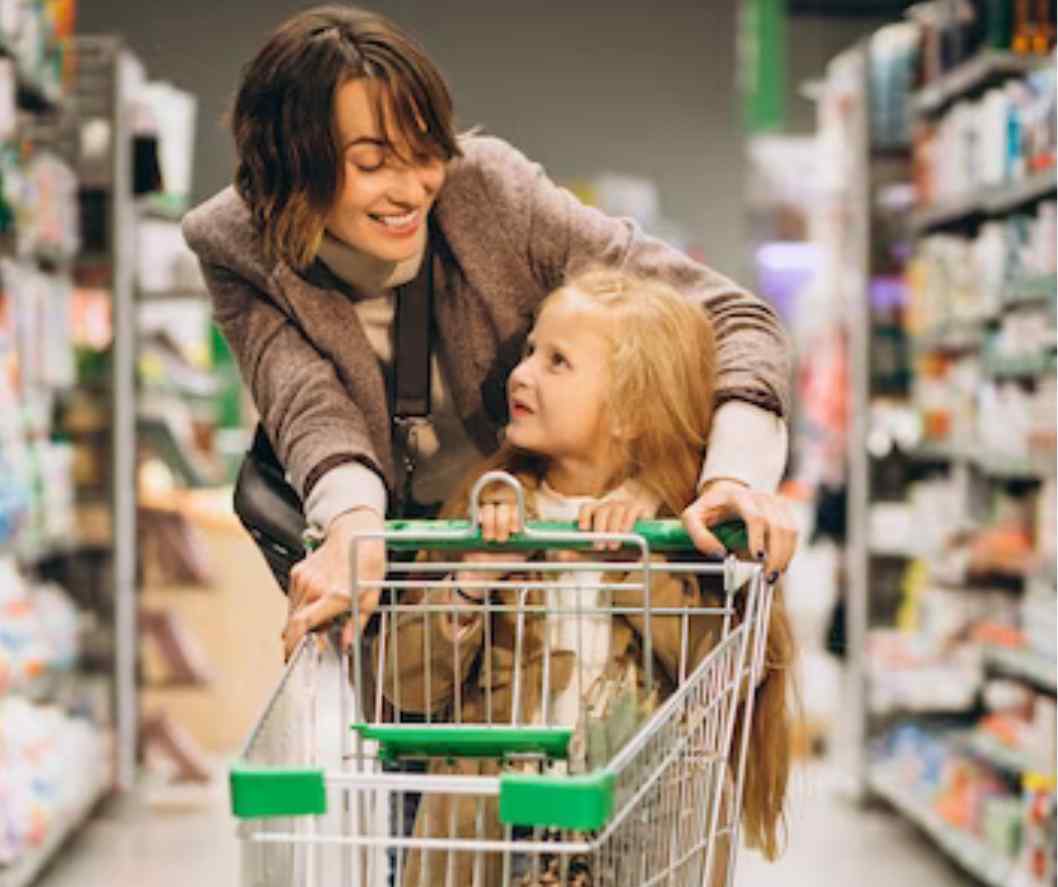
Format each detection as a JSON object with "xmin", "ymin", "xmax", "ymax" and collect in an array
[
  {"xmin": 738, "ymin": 760, "xmax": 967, "ymax": 886},
  {"xmin": 34, "ymin": 759, "xmax": 969, "ymax": 887}
]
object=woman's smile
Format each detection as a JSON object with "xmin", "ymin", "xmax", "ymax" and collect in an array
[{"xmin": 367, "ymin": 207, "xmax": 422, "ymax": 237}]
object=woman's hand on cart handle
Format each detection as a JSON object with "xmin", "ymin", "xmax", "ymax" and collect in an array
[
  {"xmin": 283, "ymin": 507, "xmax": 386, "ymax": 659},
  {"xmin": 681, "ymin": 479, "xmax": 798, "ymax": 580}
]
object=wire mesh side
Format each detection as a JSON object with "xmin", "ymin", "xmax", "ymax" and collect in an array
[{"xmin": 234, "ymin": 522, "xmax": 772, "ymax": 887}]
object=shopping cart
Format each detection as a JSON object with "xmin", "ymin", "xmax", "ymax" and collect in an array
[{"xmin": 231, "ymin": 472, "xmax": 772, "ymax": 887}]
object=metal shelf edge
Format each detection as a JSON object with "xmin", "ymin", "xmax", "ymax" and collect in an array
[
  {"xmin": 898, "ymin": 445, "xmax": 1049, "ymax": 480},
  {"xmin": 957, "ymin": 731, "xmax": 1039, "ymax": 776},
  {"xmin": 911, "ymin": 169, "xmax": 1058, "ymax": 234},
  {"xmin": 983, "ymin": 351, "xmax": 1057, "ymax": 380},
  {"xmin": 1002, "ymin": 276, "xmax": 1057, "ymax": 309},
  {"xmin": 136, "ymin": 287, "xmax": 209, "ymax": 302},
  {"xmin": 982, "ymin": 646, "xmax": 1058, "ymax": 693},
  {"xmin": 911, "ymin": 50, "xmax": 1051, "ymax": 117}
]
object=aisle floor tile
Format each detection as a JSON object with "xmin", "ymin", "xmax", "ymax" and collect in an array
[{"xmin": 34, "ymin": 759, "xmax": 974, "ymax": 886}]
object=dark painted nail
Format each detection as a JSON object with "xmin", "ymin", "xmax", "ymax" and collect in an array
[
  {"xmin": 756, "ymin": 550, "xmax": 766, "ymax": 561},
  {"xmin": 767, "ymin": 571, "xmax": 780, "ymax": 584}
]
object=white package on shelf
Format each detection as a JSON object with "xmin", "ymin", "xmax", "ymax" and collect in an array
[
  {"xmin": 140, "ymin": 81, "xmax": 197, "ymax": 205},
  {"xmin": 0, "ymin": 696, "xmax": 108, "ymax": 869}
]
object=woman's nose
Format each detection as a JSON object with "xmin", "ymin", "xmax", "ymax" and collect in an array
[
  {"xmin": 390, "ymin": 160, "xmax": 440, "ymax": 205},
  {"xmin": 389, "ymin": 168, "xmax": 427, "ymax": 205}
]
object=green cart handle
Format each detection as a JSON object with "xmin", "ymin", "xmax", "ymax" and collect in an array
[
  {"xmin": 306, "ymin": 470, "xmax": 748, "ymax": 555},
  {"xmin": 379, "ymin": 517, "xmax": 747, "ymax": 555}
]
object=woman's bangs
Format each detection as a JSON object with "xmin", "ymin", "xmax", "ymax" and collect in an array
[{"xmin": 368, "ymin": 64, "xmax": 454, "ymax": 163}]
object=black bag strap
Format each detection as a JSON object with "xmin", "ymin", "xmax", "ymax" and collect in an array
[
  {"xmin": 392, "ymin": 243, "xmax": 433, "ymax": 420},
  {"xmin": 391, "ymin": 242, "xmax": 434, "ymax": 512}
]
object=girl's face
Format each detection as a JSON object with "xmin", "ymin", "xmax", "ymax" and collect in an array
[
  {"xmin": 325, "ymin": 78, "xmax": 446, "ymax": 262},
  {"xmin": 506, "ymin": 295, "xmax": 619, "ymax": 491}
]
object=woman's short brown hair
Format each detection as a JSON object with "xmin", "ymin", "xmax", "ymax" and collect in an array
[{"xmin": 231, "ymin": 5, "xmax": 461, "ymax": 269}]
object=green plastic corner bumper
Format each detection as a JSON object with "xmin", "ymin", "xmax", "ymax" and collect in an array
[
  {"xmin": 499, "ymin": 771, "xmax": 616, "ymax": 830},
  {"xmin": 230, "ymin": 766, "xmax": 327, "ymax": 819},
  {"xmin": 352, "ymin": 724, "xmax": 572, "ymax": 763}
]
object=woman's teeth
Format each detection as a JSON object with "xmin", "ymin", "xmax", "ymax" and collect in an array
[{"xmin": 373, "ymin": 211, "xmax": 417, "ymax": 227}]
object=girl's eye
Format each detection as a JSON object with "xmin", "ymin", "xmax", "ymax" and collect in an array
[
  {"xmin": 522, "ymin": 341, "xmax": 535, "ymax": 359},
  {"xmin": 550, "ymin": 351, "xmax": 569, "ymax": 369}
]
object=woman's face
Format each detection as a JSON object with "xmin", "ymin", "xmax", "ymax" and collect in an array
[{"xmin": 325, "ymin": 78, "xmax": 446, "ymax": 262}]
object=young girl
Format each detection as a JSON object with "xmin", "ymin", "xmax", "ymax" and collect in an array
[{"xmin": 379, "ymin": 268, "xmax": 795, "ymax": 885}]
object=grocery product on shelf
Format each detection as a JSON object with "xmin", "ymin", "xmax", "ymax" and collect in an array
[
  {"xmin": 873, "ymin": 719, "xmax": 1055, "ymax": 886},
  {"xmin": 912, "ymin": 61, "xmax": 1056, "ymax": 211}
]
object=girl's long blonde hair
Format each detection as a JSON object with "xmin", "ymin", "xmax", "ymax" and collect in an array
[
  {"xmin": 444, "ymin": 266, "xmax": 793, "ymax": 859},
  {"xmin": 553, "ymin": 267, "xmax": 718, "ymax": 513}
]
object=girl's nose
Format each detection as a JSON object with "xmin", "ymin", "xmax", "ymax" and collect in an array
[{"xmin": 508, "ymin": 354, "xmax": 532, "ymax": 390}]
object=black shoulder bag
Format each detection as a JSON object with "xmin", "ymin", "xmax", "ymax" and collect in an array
[{"xmin": 232, "ymin": 249, "xmax": 434, "ymax": 593}]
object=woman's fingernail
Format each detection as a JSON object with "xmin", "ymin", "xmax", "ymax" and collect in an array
[
  {"xmin": 756, "ymin": 550, "xmax": 766, "ymax": 561},
  {"xmin": 767, "ymin": 571, "xmax": 779, "ymax": 584}
]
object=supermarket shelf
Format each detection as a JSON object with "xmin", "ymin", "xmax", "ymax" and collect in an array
[
  {"xmin": 870, "ymin": 141, "xmax": 911, "ymax": 159},
  {"xmin": 868, "ymin": 544, "xmax": 922, "ymax": 560},
  {"xmin": 956, "ymin": 730, "xmax": 1039, "ymax": 776},
  {"xmin": 912, "ymin": 319, "xmax": 987, "ymax": 353},
  {"xmin": 983, "ymin": 350, "xmax": 1057, "ymax": 380},
  {"xmin": 972, "ymin": 452, "xmax": 1049, "ymax": 482},
  {"xmin": 3, "ymin": 670, "xmax": 58, "ymax": 703},
  {"xmin": 910, "ymin": 168, "xmax": 1058, "ymax": 234},
  {"xmin": 137, "ymin": 287, "xmax": 209, "ymax": 302},
  {"xmin": 1003, "ymin": 273, "xmax": 1057, "ymax": 309},
  {"xmin": 910, "ymin": 192, "xmax": 980, "ymax": 233},
  {"xmin": 905, "ymin": 442, "xmax": 964, "ymax": 463},
  {"xmin": 868, "ymin": 767, "xmax": 1014, "ymax": 887},
  {"xmin": 911, "ymin": 50, "xmax": 1051, "ymax": 117},
  {"xmin": 982, "ymin": 645, "xmax": 1057, "ymax": 693},
  {"xmin": 1, "ymin": 667, "xmax": 95, "ymax": 705},
  {"xmin": 985, "ymin": 169, "xmax": 1058, "ymax": 215},
  {"xmin": 0, "ymin": 767, "xmax": 110, "ymax": 887},
  {"xmin": 12, "ymin": 535, "xmax": 85, "ymax": 567},
  {"xmin": 0, "ymin": 42, "xmax": 64, "ymax": 114},
  {"xmin": 902, "ymin": 445, "xmax": 1047, "ymax": 480}
]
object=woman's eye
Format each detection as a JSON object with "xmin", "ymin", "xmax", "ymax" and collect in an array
[
  {"xmin": 522, "ymin": 342, "xmax": 535, "ymax": 359},
  {"xmin": 349, "ymin": 148, "xmax": 386, "ymax": 172},
  {"xmin": 353, "ymin": 157, "xmax": 385, "ymax": 173},
  {"xmin": 550, "ymin": 351, "xmax": 568, "ymax": 369}
]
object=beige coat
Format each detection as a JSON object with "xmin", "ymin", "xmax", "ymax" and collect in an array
[{"xmin": 182, "ymin": 135, "xmax": 792, "ymax": 505}]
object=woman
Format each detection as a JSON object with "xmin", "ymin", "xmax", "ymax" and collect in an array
[{"xmin": 181, "ymin": 4, "xmax": 797, "ymax": 658}]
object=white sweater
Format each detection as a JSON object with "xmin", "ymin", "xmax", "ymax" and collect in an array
[{"xmin": 532, "ymin": 482, "xmax": 619, "ymax": 728}]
